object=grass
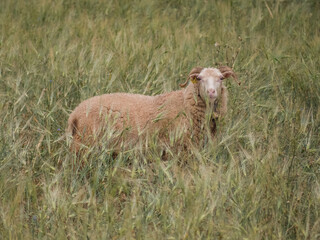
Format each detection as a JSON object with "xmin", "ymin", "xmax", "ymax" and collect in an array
[{"xmin": 0, "ymin": 0, "xmax": 320, "ymax": 239}]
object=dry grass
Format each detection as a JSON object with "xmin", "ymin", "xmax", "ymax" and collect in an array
[{"xmin": 0, "ymin": 0, "xmax": 319, "ymax": 239}]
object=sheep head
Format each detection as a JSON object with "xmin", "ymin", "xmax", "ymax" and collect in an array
[{"xmin": 180, "ymin": 66, "xmax": 238, "ymax": 105}]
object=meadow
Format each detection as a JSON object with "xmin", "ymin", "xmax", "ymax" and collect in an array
[{"xmin": 0, "ymin": 0, "xmax": 320, "ymax": 239}]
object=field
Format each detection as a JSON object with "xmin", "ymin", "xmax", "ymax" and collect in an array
[{"xmin": 0, "ymin": 0, "xmax": 320, "ymax": 239}]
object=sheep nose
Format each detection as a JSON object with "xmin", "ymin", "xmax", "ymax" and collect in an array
[{"xmin": 207, "ymin": 89, "xmax": 215, "ymax": 94}]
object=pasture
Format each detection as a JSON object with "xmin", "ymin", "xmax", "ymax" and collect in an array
[{"xmin": 0, "ymin": 0, "xmax": 319, "ymax": 239}]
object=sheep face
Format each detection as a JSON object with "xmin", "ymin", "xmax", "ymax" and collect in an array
[{"xmin": 194, "ymin": 68, "xmax": 224, "ymax": 104}]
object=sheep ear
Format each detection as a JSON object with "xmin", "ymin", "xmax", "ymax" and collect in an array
[
  {"xmin": 179, "ymin": 67, "xmax": 203, "ymax": 88},
  {"xmin": 189, "ymin": 73, "xmax": 199, "ymax": 84},
  {"xmin": 189, "ymin": 73, "xmax": 199, "ymax": 79},
  {"xmin": 179, "ymin": 75, "xmax": 198, "ymax": 88},
  {"xmin": 219, "ymin": 66, "xmax": 241, "ymax": 85},
  {"xmin": 188, "ymin": 67, "xmax": 203, "ymax": 84}
]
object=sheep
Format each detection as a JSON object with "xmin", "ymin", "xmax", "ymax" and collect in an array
[{"xmin": 67, "ymin": 66, "xmax": 238, "ymax": 152}]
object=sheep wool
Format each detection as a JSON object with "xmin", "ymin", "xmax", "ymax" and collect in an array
[{"xmin": 67, "ymin": 66, "xmax": 237, "ymax": 152}]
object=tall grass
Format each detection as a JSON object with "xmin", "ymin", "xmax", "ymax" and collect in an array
[{"xmin": 0, "ymin": 0, "xmax": 319, "ymax": 239}]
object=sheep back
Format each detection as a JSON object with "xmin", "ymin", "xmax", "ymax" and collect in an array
[{"xmin": 68, "ymin": 90, "xmax": 189, "ymax": 151}]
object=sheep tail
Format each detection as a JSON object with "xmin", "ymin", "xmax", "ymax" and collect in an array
[{"xmin": 68, "ymin": 117, "xmax": 78, "ymax": 137}]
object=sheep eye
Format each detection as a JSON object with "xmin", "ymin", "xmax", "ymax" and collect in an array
[
  {"xmin": 220, "ymin": 77, "xmax": 224, "ymax": 81},
  {"xmin": 196, "ymin": 76, "xmax": 202, "ymax": 81}
]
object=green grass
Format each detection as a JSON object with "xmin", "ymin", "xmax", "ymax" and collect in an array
[{"xmin": 1, "ymin": 0, "xmax": 320, "ymax": 239}]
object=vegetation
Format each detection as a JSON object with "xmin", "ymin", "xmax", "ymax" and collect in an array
[{"xmin": 0, "ymin": 0, "xmax": 319, "ymax": 239}]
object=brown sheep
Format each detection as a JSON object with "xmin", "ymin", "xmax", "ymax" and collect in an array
[{"xmin": 67, "ymin": 66, "xmax": 238, "ymax": 152}]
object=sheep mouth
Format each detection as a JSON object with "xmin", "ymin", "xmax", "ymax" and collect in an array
[
  {"xmin": 208, "ymin": 94, "xmax": 217, "ymax": 101},
  {"xmin": 206, "ymin": 97, "xmax": 217, "ymax": 106}
]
